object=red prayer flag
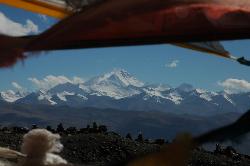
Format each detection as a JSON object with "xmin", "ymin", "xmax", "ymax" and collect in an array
[{"xmin": 1, "ymin": 0, "xmax": 250, "ymax": 67}]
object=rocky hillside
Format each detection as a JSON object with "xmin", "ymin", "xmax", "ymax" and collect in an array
[{"xmin": 0, "ymin": 130, "xmax": 249, "ymax": 166}]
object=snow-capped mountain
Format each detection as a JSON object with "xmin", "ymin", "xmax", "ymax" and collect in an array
[
  {"xmin": 2, "ymin": 69, "xmax": 250, "ymax": 114},
  {"xmin": 142, "ymin": 84, "xmax": 182, "ymax": 104},
  {"xmin": 84, "ymin": 69, "xmax": 143, "ymax": 99},
  {"xmin": 0, "ymin": 90, "xmax": 27, "ymax": 103}
]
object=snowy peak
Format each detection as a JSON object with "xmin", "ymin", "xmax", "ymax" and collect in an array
[
  {"xmin": 222, "ymin": 92, "xmax": 236, "ymax": 106},
  {"xmin": 83, "ymin": 69, "xmax": 143, "ymax": 99},
  {"xmin": 142, "ymin": 84, "xmax": 183, "ymax": 104},
  {"xmin": 37, "ymin": 90, "xmax": 57, "ymax": 105},
  {"xmin": 111, "ymin": 69, "xmax": 144, "ymax": 87},
  {"xmin": 86, "ymin": 69, "xmax": 144, "ymax": 88},
  {"xmin": 191, "ymin": 89, "xmax": 219, "ymax": 102},
  {"xmin": 0, "ymin": 90, "xmax": 27, "ymax": 102}
]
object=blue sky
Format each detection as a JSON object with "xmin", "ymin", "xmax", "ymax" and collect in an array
[{"xmin": 0, "ymin": 4, "xmax": 250, "ymax": 92}]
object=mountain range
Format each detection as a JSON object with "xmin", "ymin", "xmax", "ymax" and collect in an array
[{"xmin": 1, "ymin": 69, "xmax": 250, "ymax": 115}]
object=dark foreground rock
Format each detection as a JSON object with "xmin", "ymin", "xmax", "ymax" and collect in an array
[
  {"xmin": 60, "ymin": 132, "xmax": 160, "ymax": 166},
  {"xmin": 0, "ymin": 131, "xmax": 249, "ymax": 166},
  {"xmin": 189, "ymin": 150, "xmax": 250, "ymax": 166}
]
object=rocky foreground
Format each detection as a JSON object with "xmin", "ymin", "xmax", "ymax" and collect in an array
[{"xmin": 0, "ymin": 131, "xmax": 249, "ymax": 166}]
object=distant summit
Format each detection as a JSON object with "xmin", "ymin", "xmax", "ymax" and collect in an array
[
  {"xmin": 83, "ymin": 69, "xmax": 143, "ymax": 99},
  {"xmin": 85, "ymin": 69, "xmax": 144, "ymax": 87}
]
